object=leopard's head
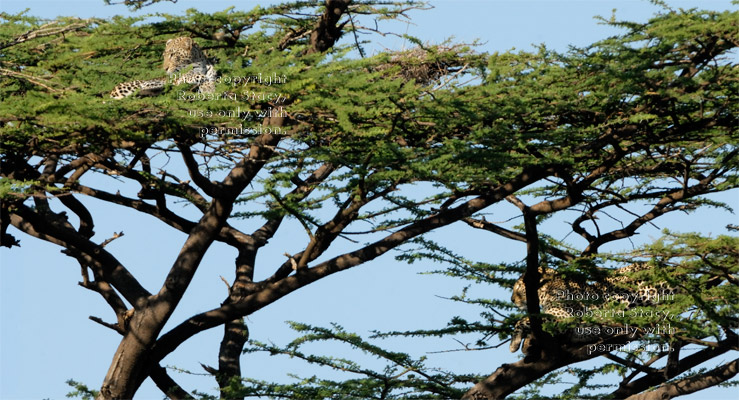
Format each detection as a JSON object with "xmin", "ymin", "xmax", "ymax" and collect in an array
[{"xmin": 163, "ymin": 37, "xmax": 208, "ymax": 74}]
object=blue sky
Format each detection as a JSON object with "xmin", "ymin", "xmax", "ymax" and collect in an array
[{"xmin": 1, "ymin": 1, "xmax": 737, "ymax": 399}]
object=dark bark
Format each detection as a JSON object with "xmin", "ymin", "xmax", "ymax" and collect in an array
[
  {"xmin": 504, "ymin": 195, "xmax": 552, "ymax": 358},
  {"xmin": 463, "ymin": 217, "xmax": 576, "ymax": 261},
  {"xmin": 149, "ymin": 365, "xmax": 195, "ymax": 400},
  {"xmin": 308, "ymin": 0, "xmax": 351, "ymax": 54},
  {"xmin": 9, "ymin": 205, "xmax": 151, "ymax": 307},
  {"xmin": 150, "ymin": 165, "xmax": 551, "ymax": 365},
  {"xmin": 624, "ymin": 358, "xmax": 739, "ymax": 400},
  {"xmin": 216, "ymin": 319, "xmax": 249, "ymax": 397},
  {"xmin": 98, "ymin": 131, "xmax": 283, "ymax": 399},
  {"xmin": 611, "ymin": 338, "xmax": 737, "ymax": 399},
  {"xmin": 461, "ymin": 335, "xmax": 640, "ymax": 399},
  {"xmin": 214, "ymin": 247, "xmax": 255, "ymax": 399}
]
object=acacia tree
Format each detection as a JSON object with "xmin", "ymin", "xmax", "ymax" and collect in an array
[{"xmin": 0, "ymin": 1, "xmax": 737, "ymax": 399}]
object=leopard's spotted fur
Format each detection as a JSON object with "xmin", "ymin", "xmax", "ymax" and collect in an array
[
  {"xmin": 110, "ymin": 37, "xmax": 216, "ymax": 99},
  {"xmin": 509, "ymin": 263, "xmax": 677, "ymax": 354},
  {"xmin": 109, "ymin": 78, "xmax": 167, "ymax": 99}
]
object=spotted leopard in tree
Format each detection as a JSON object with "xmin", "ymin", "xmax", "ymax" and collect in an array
[
  {"xmin": 110, "ymin": 37, "xmax": 216, "ymax": 99},
  {"xmin": 509, "ymin": 263, "xmax": 678, "ymax": 354}
]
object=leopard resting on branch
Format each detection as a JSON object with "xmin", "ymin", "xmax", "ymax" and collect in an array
[
  {"xmin": 108, "ymin": 37, "xmax": 470, "ymax": 100},
  {"xmin": 509, "ymin": 263, "xmax": 679, "ymax": 355},
  {"xmin": 110, "ymin": 37, "xmax": 216, "ymax": 99}
]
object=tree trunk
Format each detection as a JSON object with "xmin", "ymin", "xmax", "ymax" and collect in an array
[
  {"xmin": 217, "ymin": 319, "xmax": 249, "ymax": 398},
  {"xmin": 98, "ymin": 310, "xmax": 162, "ymax": 399}
]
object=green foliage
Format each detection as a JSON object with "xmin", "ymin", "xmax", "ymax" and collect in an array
[
  {"xmin": 65, "ymin": 379, "xmax": 99, "ymax": 400},
  {"xmin": 232, "ymin": 322, "xmax": 481, "ymax": 399},
  {"xmin": 0, "ymin": 178, "xmax": 39, "ymax": 199},
  {"xmin": 2, "ymin": 5, "xmax": 736, "ymax": 221},
  {"xmin": 234, "ymin": 231, "xmax": 738, "ymax": 399},
  {"xmin": 1, "ymin": 2, "xmax": 737, "ymax": 399}
]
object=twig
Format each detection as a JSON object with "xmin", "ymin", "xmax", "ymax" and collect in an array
[
  {"xmin": 0, "ymin": 68, "xmax": 61, "ymax": 92},
  {"xmin": 89, "ymin": 316, "xmax": 125, "ymax": 334},
  {"xmin": 0, "ymin": 19, "xmax": 94, "ymax": 50},
  {"xmin": 220, "ymin": 275, "xmax": 232, "ymax": 290},
  {"xmin": 100, "ymin": 231, "xmax": 124, "ymax": 248},
  {"xmin": 284, "ymin": 253, "xmax": 298, "ymax": 270},
  {"xmin": 430, "ymin": 63, "xmax": 468, "ymax": 92}
]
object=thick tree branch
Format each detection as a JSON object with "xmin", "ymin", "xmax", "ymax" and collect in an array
[
  {"xmin": 177, "ymin": 143, "xmax": 222, "ymax": 198},
  {"xmin": 9, "ymin": 205, "xmax": 151, "ymax": 307},
  {"xmin": 58, "ymin": 195, "xmax": 95, "ymax": 239},
  {"xmin": 96, "ymin": 128, "xmax": 284, "ymax": 398},
  {"xmin": 214, "ymin": 239, "xmax": 258, "ymax": 397},
  {"xmin": 149, "ymin": 365, "xmax": 195, "ymax": 400},
  {"xmin": 307, "ymin": 0, "xmax": 352, "ymax": 54},
  {"xmin": 583, "ymin": 171, "xmax": 728, "ymax": 254},
  {"xmin": 0, "ymin": 19, "xmax": 94, "ymax": 50},
  {"xmin": 506, "ymin": 196, "xmax": 547, "ymax": 353},
  {"xmin": 216, "ymin": 318, "xmax": 248, "ymax": 398},
  {"xmin": 611, "ymin": 338, "xmax": 736, "ymax": 398},
  {"xmin": 624, "ymin": 358, "xmax": 739, "ymax": 400},
  {"xmin": 156, "ymin": 132, "xmax": 283, "ymax": 302},
  {"xmin": 54, "ymin": 152, "xmax": 108, "ymax": 182},
  {"xmin": 462, "ymin": 334, "xmax": 641, "ymax": 399}
]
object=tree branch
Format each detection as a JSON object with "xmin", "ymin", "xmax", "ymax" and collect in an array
[
  {"xmin": 583, "ymin": 171, "xmax": 728, "ymax": 254},
  {"xmin": 149, "ymin": 365, "xmax": 195, "ymax": 400},
  {"xmin": 151, "ymin": 164, "xmax": 552, "ymax": 364},
  {"xmin": 610, "ymin": 338, "xmax": 736, "ymax": 398},
  {"xmin": 506, "ymin": 195, "xmax": 548, "ymax": 355},
  {"xmin": 463, "ymin": 217, "xmax": 575, "ymax": 261},
  {"xmin": 9, "ymin": 205, "xmax": 151, "ymax": 307},
  {"xmin": 177, "ymin": 143, "xmax": 223, "ymax": 198},
  {"xmin": 624, "ymin": 358, "xmax": 739, "ymax": 400},
  {"xmin": 58, "ymin": 194, "xmax": 95, "ymax": 239},
  {"xmin": 0, "ymin": 19, "xmax": 94, "ymax": 50},
  {"xmin": 462, "ymin": 334, "xmax": 641, "ymax": 399},
  {"xmin": 307, "ymin": 0, "xmax": 352, "ymax": 54}
]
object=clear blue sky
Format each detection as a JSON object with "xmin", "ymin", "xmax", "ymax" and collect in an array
[{"xmin": 1, "ymin": 1, "xmax": 737, "ymax": 399}]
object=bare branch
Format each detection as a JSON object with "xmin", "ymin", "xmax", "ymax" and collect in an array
[
  {"xmin": 89, "ymin": 316, "xmax": 126, "ymax": 335},
  {"xmin": 58, "ymin": 195, "xmax": 95, "ymax": 239},
  {"xmin": 0, "ymin": 68, "xmax": 62, "ymax": 92},
  {"xmin": 463, "ymin": 217, "xmax": 575, "ymax": 261},
  {"xmin": 149, "ymin": 365, "xmax": 195, "ymax": 400},
  {"xmin": 583, "ymin": 171, "xmax": 729, "ymax": 254},
  {"xmin": 177, "ymin": 143, "xmax": 222, "ymax": 198},
  {"xmin": 10, "ymin": 205, "xmax": 151, "ymax": 307},
  {"xmin": 0, "ymin": 19, "xmax": 94, "ymax": 50}
]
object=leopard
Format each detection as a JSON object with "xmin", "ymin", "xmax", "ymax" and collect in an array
[
  {"xmin": 110, "ymin": 37, "xmax": 216, "ymax": 99},
  {"xmin": 509, "ymin": 263, "xmax": 678, "ymax": 354}
]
